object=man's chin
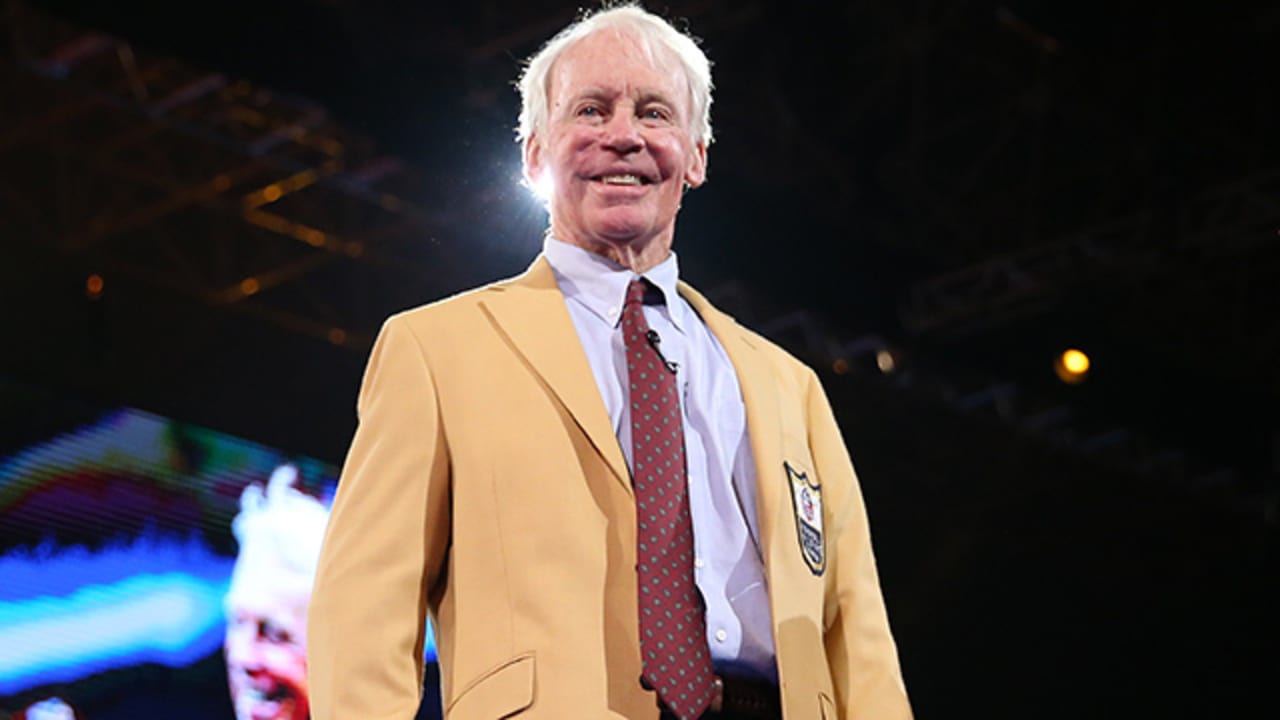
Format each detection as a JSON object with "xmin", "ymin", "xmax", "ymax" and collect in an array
[
  {"xmin": 580, "ymin": 202, "xmax": 664, "ymax": 233},
  {"xmin": 586, "ymin": 216, "xmax": 669, "ymax": 248},
  {"xmin": 235, "ymin": 693, "xmax": 301, "ymax": 720}
]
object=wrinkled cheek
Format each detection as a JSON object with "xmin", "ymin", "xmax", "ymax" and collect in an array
[
  {"xmin": 224, "ymin": 635, "xmax": 249, "ymax": 666},
  {"xmin": 267, "ymin": 648, "xmax": 309, "ymax": 690},
  {"xmin": 656, "ymin": 185, "xmax": 685, "ymax": 214},
  {"xmin": 562, "ymin": 140, "xmax": 592, "ymax": 170},
  {"xmin": 551, "ymin": 180, "xmax": 591, "ymax": 219}
]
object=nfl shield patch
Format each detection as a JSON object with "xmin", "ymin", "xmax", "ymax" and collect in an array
[{"xmin": 786, "ymin": 462, "xmax": 825, "ymax": 575}]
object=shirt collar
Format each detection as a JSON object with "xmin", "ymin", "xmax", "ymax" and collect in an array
[{"xmin": 543, "ymin": 236, "xmax": 687, "ymax": 332}]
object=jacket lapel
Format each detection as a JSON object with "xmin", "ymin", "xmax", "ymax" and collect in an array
[
  {"xmin": 679, "ymin": 282, "xmax": 785, "ymax": 564},
  {"xmin": 481, "ymin": 256, "xmax": 632, "ymax": 494}
]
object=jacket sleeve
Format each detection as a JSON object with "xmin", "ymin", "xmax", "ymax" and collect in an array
[
  {"xmin": 805, "ymin": 369, "xmax": 913, "ymax": 720},
  {"xmin": 307, "ymin": 315, "xmax": 452, "ymax": 720}
]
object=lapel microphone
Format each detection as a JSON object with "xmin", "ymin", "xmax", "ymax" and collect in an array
[{"xmin": 644, "ymin": 329, "xmax": 680, "ymax": 374}]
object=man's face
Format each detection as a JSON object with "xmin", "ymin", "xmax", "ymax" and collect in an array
[
  {"xmin": 526, "ymin": 29, "xmax": 707, "ymax": 253},
  {"xmin": 224, "ymin": 578, "xmax": 310, "ymax": 720}
]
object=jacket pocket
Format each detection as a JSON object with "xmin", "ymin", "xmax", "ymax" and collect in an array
[
  {"xmin": 446, "ymin": 652, "xmax": 535, "ymax": 719},
  {"xmin": 818, "ymin": 691, "xmax": 837, "ymax": 720}
]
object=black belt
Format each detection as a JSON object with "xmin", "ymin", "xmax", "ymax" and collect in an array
[{"xmin": 658, "ymin": 673, "xmax": 782, "ymax": 720}]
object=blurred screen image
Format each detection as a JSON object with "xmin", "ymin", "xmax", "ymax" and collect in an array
[
  {"xmin": 0, "ymin": 394, "xmax": 438, "ymax": 719},
  {"xmin": 224, "ymin": 464, "xmax": 324, "ymax": 720}
]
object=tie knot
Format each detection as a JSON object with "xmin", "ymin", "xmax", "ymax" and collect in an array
[{"xmin": 625, "ymin": 278, "xmax": 653, "ymax": 308}]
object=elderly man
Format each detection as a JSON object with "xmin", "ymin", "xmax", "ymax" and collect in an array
[
  {"xmin": 225, "ymin": 464, "xmax": 328, "ymax": 720},
  {"xmin": 308, "ymin": 5, "xmax": 910, "ymax": 720}
]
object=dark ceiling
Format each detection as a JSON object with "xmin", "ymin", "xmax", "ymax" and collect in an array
[{"xmin": 5, "ymin": 0, "xmax": 1276, "ymax": 494}]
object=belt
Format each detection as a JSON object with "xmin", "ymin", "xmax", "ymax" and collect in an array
[{"xmin": 658, "ymin": 673, "xmax": 781, "ymax": 720}]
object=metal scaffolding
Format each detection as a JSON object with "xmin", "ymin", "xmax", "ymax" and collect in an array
[{"xmin": 1, "ymin": 0, "xmax": 474, "ymax": 350}]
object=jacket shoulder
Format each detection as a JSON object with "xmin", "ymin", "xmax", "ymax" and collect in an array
[
  {"xmin": 736, "ymin": 322, "xmax": 820, "ymax": 384},
  {"xmin": 680, "ymin": 280, "xmax": 820, "ymax": 385}
]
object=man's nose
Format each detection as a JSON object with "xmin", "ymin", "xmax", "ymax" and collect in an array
[{"xmin": 601, "ymin": 111, "xmax": 643, "ymax": 153}]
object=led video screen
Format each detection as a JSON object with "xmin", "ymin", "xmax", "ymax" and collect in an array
[{"xmin": 0, "ymin": 395, "xmax": 440, "ymax": 719}]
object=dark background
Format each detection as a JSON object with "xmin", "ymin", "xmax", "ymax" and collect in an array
[{"xmin": 1, "ymin": 0, "xmax": 1274, "ymax": 717}]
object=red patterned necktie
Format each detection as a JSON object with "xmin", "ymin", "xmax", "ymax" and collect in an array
[{"xmin": 621, "ymin": 278, "xmax": 716, "ymax": 720}]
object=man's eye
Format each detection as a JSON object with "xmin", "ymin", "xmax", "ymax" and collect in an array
[
  {"xmin": 260, "ymin": 620, "xmax": 293, "ymax": 644},
  {"xmin": 642, "ymin": 108, "xmax": 670, "ymax": 121},
  {"xmin": 579, "ymin": 106, "xmax": 601, "ymax": 117}
]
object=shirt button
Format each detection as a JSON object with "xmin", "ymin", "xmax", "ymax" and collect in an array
[
  {"xmin": 715, "ymin": 629, "xmax": 727, "ymax": 643},
  {"xmin": 694, "ymin": 557, "xmax": 704, "ymax": 568}
]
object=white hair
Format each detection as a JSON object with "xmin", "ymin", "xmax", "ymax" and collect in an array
[
  {"xmin": 516, "ymin": 3, "xmax": 714, "ymax": 149},
  {"xmin": 228, "ymin": 464, "xmax": 328, "ymax": 595}
]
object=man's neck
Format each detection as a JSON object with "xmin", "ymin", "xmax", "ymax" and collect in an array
[{"xmin": 553, "ymin": 232, "xmax": 672, "ymax": 274}]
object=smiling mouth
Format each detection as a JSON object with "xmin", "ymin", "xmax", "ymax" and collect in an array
[
  {"xmin": 244, "ymin": 685, "xmax": 291, "ymax": 703},
  {"xmin": 238, "ymin": 686, "xmax": 295, "ymax": 720},
  {"xmin": 592, "ymin": 174, "xmax": 653, "ymax": 186}
]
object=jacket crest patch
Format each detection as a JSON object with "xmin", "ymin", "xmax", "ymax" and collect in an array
[{"xmin": 786, "ymin": 461, "xmax": 825, "ymax": 575}]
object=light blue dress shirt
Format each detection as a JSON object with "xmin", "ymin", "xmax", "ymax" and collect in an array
[{"xmin": 543, "ymin": 237, "xmax": 777, "ymax": 680}]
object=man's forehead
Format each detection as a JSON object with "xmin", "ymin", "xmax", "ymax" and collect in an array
[
  {"xmin": 226, "ymin": 583, "xmax": 310, "ymax": 617},
  {"xmin": 228, "ymin": 554, "xmax": 314, "ymax": 605},
  {"xmin": 550, "ymin": 30, "xmax": 684, "ymax": 95},
  {"xmin": 568, "ymin": 83, "xmax": 677, "ymax": 101}
]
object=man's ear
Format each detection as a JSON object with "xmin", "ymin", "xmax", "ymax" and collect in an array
[
  {"xmin": 684, "ymin": 140, "xmax": 708, "ymax": 188},
  {"xmin": 523, "ymin": 134, "xmax": 544, "ymax": 190}
]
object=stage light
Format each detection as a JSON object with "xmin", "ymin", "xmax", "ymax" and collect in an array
[
  {"xmin": 238, "ymin": 277, "xmax": 260, "ymax": 296},
  {"xmin": 85, "ymin": 274, "xmax": 104, "ymax": 300},
  {"xmin": 529, "ymin": 171, "xmax": 555, "ymax": 203},
  {"xmin": 832, "ymin": 358, "xmax": 850, "ymax": 375},
  {"xmin": 1054, "ymin": 348, "xmax": 1090, "ymax": 384},
  {"xmin": 261, "ymin": 184, "xmax": 283, "ymax": 203},
  {"xmin": 1062, "ymin": 348, "xmax": 1089, "ymax": 374},
  {"xmin": 327, "ymin": 328, "xmax": 347, "ymax": 346},
  {"xmin": 875, "ymin": 349, "xmax": 897, "ymax": 374}
]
